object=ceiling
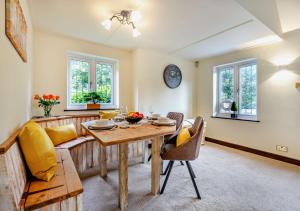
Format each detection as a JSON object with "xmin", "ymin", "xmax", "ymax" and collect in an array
[{"xmin": 28, "ymin": 0, "xmax": 300, "ymax": 60}]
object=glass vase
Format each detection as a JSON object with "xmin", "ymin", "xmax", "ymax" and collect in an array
[{"xmin": 43, "ymin": 106, "xmax": 52, "ymax": 118}]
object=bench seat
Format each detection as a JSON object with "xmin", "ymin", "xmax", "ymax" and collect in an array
[
  {"xmin": 21, "ymin": 149, "xmax": 83, "ymax": 211},
  {"xmin": 56, "ymin": 136, "xmax": 95, "ymax": 149}
]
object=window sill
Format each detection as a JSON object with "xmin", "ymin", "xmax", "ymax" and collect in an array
[
  {"xmin": 211, "ymin": 115, "xmax": 260, "ymax": 122},
  {"xmin": 64, "ymin": 108, "xmax": 119, "ymax": 111}
]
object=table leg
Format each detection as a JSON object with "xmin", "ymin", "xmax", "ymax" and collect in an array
[
  {"xmin": 151, "ymin": 136, "xmax": 162, "ymax": 195},
  {"xmin": 119, "ymin": 143, "xmax": 128, "ymax": 210},
  {"xmin": 99, "ymin": 145, "xmax": 107, "ymax": 178}
]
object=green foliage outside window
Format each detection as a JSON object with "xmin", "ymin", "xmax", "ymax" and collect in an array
[
  {"xmin": 240, "ymin": 65, "xmax": 257, "ymax": 113},
  {"xmin": 70, "ymin": 60, "xmax": 112, "ymax": 104},
  {"xmin": 219, "ymin": 68, "xmax": 234, "ymax": 102},
  {"xmin": 218, "ymin": 63, "xmax": 257, "ymax": 115}
]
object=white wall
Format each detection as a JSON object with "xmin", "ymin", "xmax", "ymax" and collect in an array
[
  {"xmin": 32, "ymin": 30, "xmax": 134, "ymax": 116},
  {"xmin": 197, "ymin": 30, "xmax": 300, "ymax": 159},
  {"xmin": 32, "ymin": 33, "xmax": 197, "ymax": 118},
  {"xmin": 0, "ymin": 0, "xmax": 33, "ymax": 143},
  {"xmin": 133, "ymin": 49, "xmax": 196, "ymax": 118}
]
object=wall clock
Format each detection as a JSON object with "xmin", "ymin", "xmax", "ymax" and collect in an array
[{"xmin": 163, "ymin": 64, "xmax": 182, "ymax": 89}]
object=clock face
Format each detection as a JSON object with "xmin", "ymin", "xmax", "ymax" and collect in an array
[{"xmin": 163, "ymin": 64, "xmax": 182, "ymax": 89}]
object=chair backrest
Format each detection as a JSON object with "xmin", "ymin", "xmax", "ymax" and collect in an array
[
  {"xmin": 167, "ymin": 112, "xmax": 184, "ymax": 130},
  {"xmin": 188, "ymin": 116, "xmax": 205, "ymax": 159},
  {"xmin": 161, "ymin": 116, "xmax": 204, "ymax": 161}
]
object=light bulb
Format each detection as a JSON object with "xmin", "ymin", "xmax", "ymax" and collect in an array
[
  {"xmin": 102, "ymin": 19, "xmax": 112, "ymax": 30},
  {"xmin": 131, "ymin": 11, "xmax": 141, "ymax": 22},
  {"xmin": 132, "ymin": 28, "xmax": 141, "ymax": 37}
]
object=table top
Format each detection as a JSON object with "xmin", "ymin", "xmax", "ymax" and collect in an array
[{"xmin": 81, "ymin": 120, "xmax": 176, "ymax": 146}]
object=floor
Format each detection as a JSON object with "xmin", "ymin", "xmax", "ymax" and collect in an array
[{"xmin": 83, "ymin": 142, "xmax": 300, "ymax": 211}]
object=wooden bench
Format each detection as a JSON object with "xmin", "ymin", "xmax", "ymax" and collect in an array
[
  {"xmin": 0, "ymin": 114, "xmax": 146, "ymax": 210},
  {"xmin": 34, "ymin": 114, "xmax": 145, "ymax": 178},
  {"xmin": 0, "ymin": 132, "xmax": 82, "ymax": 211},
  {"xmin": 22, "ymin": 149, "xmax": 83, "ymax": 210}
]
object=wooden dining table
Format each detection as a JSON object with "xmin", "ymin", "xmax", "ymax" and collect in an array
[{"xmin": 81, "ymin": 120, "xmax": 176, "ymax": 210}]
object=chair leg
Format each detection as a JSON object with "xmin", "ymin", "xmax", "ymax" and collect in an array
[
  {"xmin": 160, "ymin": 161, "xmax": 174, "ymax": 194},
  {"xmin": 180, "ymin": 161, "xmax": 184, "ymax": 166},
  {"xmin": 148, "ymin": 154, "xmax": 152, "ymax": 162},
  {"xmin": 161, "ymin": 161, "xmax": 171, "ymax": 175},
  {"xmin": 185, "ymin": 161, "xmax": 201, "ymax": 199},
  {"xmin": 189, "ymin": 163, "xmax": 196, "ymax": 178}
]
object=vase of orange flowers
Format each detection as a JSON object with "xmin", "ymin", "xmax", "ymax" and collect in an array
[{"xmin": 34, "ymin": 94, "xmax": 60, "ymax": 117}]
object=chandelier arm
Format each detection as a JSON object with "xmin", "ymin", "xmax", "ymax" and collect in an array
[
  {"xmin": 105, "ymin": 10, "xmax": 140, "ymax": 36},
  {"xmin": 112, "ymin": 15, "xmax": 126, "ymax": 24},
  {"xmin": 128, "ymin": 21, "xmax": 136, "ymax": 29}
]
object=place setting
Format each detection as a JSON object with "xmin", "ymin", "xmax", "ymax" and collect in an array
[
  {"xmin": 88, "ymin": 112, "xmax": 147, "ymax": 130},
  {"xmin": 152, "ymin": 116, "xmax": 176, "ymax": 126},
  {"xmin": 88, "ymin": 119, "xmax": 118, "ymax": 130}
]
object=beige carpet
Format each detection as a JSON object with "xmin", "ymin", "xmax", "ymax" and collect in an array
[{"xmin": 82, "ymin": 142, "xmax": 300, "ymax": 211}]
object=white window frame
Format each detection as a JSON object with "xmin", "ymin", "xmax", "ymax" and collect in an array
[
  {"xmin": 213, "ymin": 58, "xmax": 258, "ymax": 121},
  {"xmin": 67, "ymin": 52, "xmax": 119, "ymax": 109}
]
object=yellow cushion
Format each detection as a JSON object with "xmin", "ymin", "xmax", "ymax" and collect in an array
[
  {"xmin": 176, "ymin": 128, "xmax": 191, "ymax": 147},
  {"xmin": 18, "ymin": 121, "xmax": 57, "ymax": 181},
  {"xmin": 45, "ymin": 124, "xmax": 78, "ymax": 146},
  {"xmin": 99, "ymin": 111, "xmax": 118, "ymax": 119}
]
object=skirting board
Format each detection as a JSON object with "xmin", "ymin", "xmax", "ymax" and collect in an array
[{"xmin": 205, "ymin": 137, "xmax": 300, "ymax": 166}]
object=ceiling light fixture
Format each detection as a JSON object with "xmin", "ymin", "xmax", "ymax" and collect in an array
[{"xmin": 102, "ymin": 10, "xmax": 141, "ymax": 37}]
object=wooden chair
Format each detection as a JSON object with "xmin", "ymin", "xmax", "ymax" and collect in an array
[
  {"xmin": 160, "ymin": 116, "xmax": 205, "ymax": 199},
  {"xmin": 147, "ymin": 112, "xmax": 184, "ymax": 162}
]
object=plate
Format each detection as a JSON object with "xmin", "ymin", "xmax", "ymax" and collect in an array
[
  {"xmin": 152, "ymin": 120, "xmax": 176, "ymax": 126},
  {"xmin": 88, "ymin": 124, "xmax": 117, "ymax": 130},
  {"xmin": 147, "ymin": 117, "xmax": 158, "ymax": 120}
]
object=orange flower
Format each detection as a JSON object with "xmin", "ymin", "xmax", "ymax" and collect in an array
[
  {"xmin": 49, "ymin": 94, "xmax": 54, "ymax": 100},
  {"xmin": 42, "ymin": 95, "xmax": 47, "ymax": 100},
  {"xmin": 33, "ymin": 94, "xmax": 39, "ymax": 100},
  {"xmin": 55, "ymin": 96, "xmax": 60, "ymax": 100}
]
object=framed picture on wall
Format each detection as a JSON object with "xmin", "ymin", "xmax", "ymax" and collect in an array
[{"xmin": 5, "ymin": 0, "xmax": 27, "ymax": 62}]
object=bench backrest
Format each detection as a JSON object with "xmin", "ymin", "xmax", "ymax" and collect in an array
[
  {"xmin": 0, "ymin": 131, "xmax": 27, "ymax": 210},
  {"xmin": 0, "ymin": 114, "xmax": 99, "ymax": 210},
  {"xmin": 35, "ymin": 114, "xmax": 100, "ymax": 136}
]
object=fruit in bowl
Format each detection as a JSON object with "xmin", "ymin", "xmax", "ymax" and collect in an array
[{"xmin": 126, "ymin": 112, "xmax": 144, "ymax": 124}]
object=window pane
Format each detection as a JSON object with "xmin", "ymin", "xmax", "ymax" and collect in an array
[
  {"xmin": 239, "ymin": 64, "xmax": 257, "ymax": 115},
  {"xmin": 96, "ymin": 63, "xmax": 113, "ymax": 103},
  {"xmin": 218, "ymin": 67, "xmax": 234, "ymax": 113},
  {"xmin": 70, "ymin": 60, "xmax": 90, "ymax": 104}
]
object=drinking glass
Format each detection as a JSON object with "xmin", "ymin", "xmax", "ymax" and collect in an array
[{"xmin": 149, "ymin": 105, "xmax": 154, "ymax": 116}]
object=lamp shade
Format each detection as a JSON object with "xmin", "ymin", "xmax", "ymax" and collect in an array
[
  {"xmin": 102, "ymin": 19, "xmax": 112, "ymax": 30},
  {"xmin": 132, "ymin": 28, "xmax": 141, "ymax": 37}
]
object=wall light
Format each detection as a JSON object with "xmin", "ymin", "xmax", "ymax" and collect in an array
[
  {"xmin": 270, "ymin": 70, "xmax": 298, "ymax": 86},
  {"xmin": 102, "ymin": 10, "xmax": 141, "ymax": 37},
  {"xmin": 269, "ymin": 53, "xmax": 298, "ymax": 66}
]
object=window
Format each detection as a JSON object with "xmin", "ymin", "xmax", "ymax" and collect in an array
[
  {"xmin": 67, "ymin": 52, "xmax": 118, "ymax": 109},
  {"xmin": 213, "ymin": 59, "xmax": 257, "ymax": 120}
]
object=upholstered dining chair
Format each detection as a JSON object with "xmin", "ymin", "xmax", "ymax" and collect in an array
[
  {"xmin": 160, "ymin": 116, "xmax": 205, "ymax": 199},
  {"xmin": 147, "ymin": 112, "xmax": 184, "ymax": 162}
]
